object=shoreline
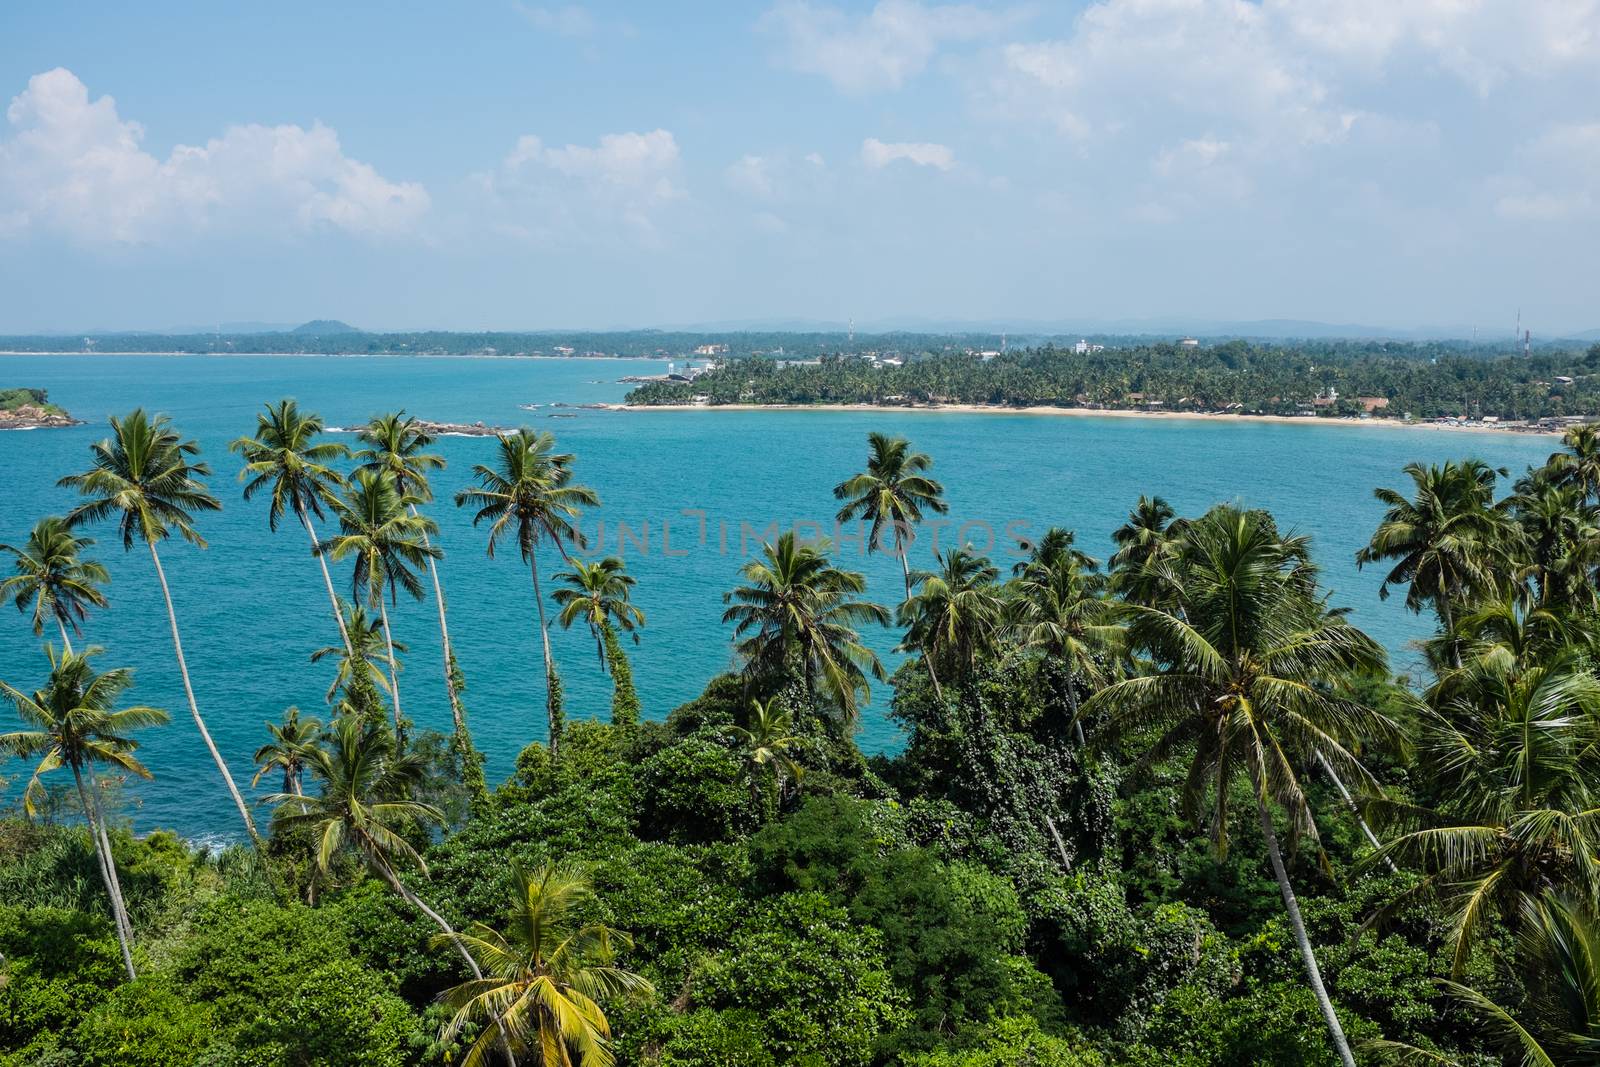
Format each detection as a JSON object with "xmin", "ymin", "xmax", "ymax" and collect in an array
[{"xmin": 619, "ymin": 402, "xmax": 1570, "ymax": 436}]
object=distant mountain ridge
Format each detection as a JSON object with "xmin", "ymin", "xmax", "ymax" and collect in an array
[{"xmin": 290, "ymin": 319, "xmax": 361, "ymax": 334}]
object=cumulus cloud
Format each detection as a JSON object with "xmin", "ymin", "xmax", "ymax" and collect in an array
[
  {"xmin": 762, "ymin": 0, "xmax": 1017, "ymax": 93},
  {"xmin": 0, "ymin": 68, "xmax": 428, "ymax": 244},
  {"xmin": 1493, "ymin": 121, "xmax": 1600, "ymax": 222},
  {"xmin": 516, "ymin": 3, "xmax": 597, "ymax": 37},
  {"xmin": 861, "ymin": 137, "xmax": 954, "ymax": 170},
  {"xmin": 480, "ymin": 129, "xmax": 683, "ymax": 242}
]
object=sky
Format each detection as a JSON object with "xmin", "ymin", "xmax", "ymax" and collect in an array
[{"xmin": 1, "ymin": 0, "xmax": 1598, "ymax": 335}]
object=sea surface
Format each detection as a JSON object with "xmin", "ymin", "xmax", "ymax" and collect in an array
[{"xmin": 0, "ymin": 355, "xmax": 1555, "ymax": 841}]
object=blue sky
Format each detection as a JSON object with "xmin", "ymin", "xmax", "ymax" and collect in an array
[{"xmin": 2, "ymin": 1, "xmax": 1597, "ymax": 334}]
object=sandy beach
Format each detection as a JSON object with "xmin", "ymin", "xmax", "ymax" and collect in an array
[{"xmin": 618, "ymin": 402, "xmax": 1570, "ymax": 437}]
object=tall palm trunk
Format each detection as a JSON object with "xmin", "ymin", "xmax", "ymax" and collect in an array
[
  {"xmin": 147, "ymin": 540, "xmax": 261, "ymax": 846},
  {"xmin": 377, "ymin": 599, "xmax": 404, "ymax": 739},
  {"xmin": 411, "ymin": 509, "xmax": 468, "ymax": 746},
  {"xmin": 1063, "ymin": 659, "xmax": 1087, "ymax": 746},
  {"xmin": 71, "ymin": 764, "xmax": 135, "ymax": 980},
  {"xmin": 528, "ymin": 551, "xmax": 561, "ymax": 756},
  {"xmin": 1253, "ymin": 774, "xmax": 1357, "ymax": 1067},
  {"xmin": 895, "ymin": 530, "xmax": 913, "ymax": 602},
  {"xmin": 56, "ymin": 618, "xmax": 74, "ymax": 655},
  {"xmin": 1312, "ymin": 750, "xmax": 1397, "ymax": 873},
  {"xmin": 299, "ymin": 503, "xmax": 351, "ymax": 657}
]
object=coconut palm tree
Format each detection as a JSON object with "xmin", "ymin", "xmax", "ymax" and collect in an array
[
  {"xmin": 1108, "ymin": 495, "xmax": 1178, "ymax": 605},
  {"xmin": 722, "ymin": 531, "xmax": 889, "ymax": 726},
  {"xmin": 727, "ymin": 696, "xmax": 806, "ymax": 819},
  {"xmin": 58, "ymin": 410, "xmax": 258, "ymax": 844},
  {"xmin": 897, "ymin": 546, "xmax": 1005, "ymax": 697},
  {"xmin": 251, "ymin": 707, "xmax": 322, "ymax": 797},
  {"xmin": 319, "ymin": 471, "xmax": 440, "ymax": 738},
  {"xmin": 0, "ymin": 516, "xmax": 110, "ymax": 652},
  {"xmin": 355, "ymin": 414, "xmax": 470, "ymax": 745},
  {"xmin": 311, "ymin": 601, "xmax": 405, "ymax": 714},
  {"xmin": 455, "ymin": 429, "xmax": 598, "ymax": 756},
  {"xmin": 1357, "ymin": 460, "xmax": 1512, "ymax": 667},
  {"xmin": 230, "ymin": 399, "xmax": 353, "ymax": 655},
  {"xmin": 832, "ymin": 432, "xmax": 948, "ymax": 600},
  {"xmin": 1011, "ymin": 544, "xmax": 1122, "ymax": 743},
  {"xmin": 1085, "ymin": 505, "xmax": 1397, "ymax": 1067},
  {"xmin": 553, "ymin": 557, "xmax": 645, "ymax": 725},
  {"xmin": 434, "ymin": 862, "xmax": 653, "ymax": 1067},
  {"xmin": 0, "ymin": 647, "xmax": 169, "ymax": 979},
  {"xmin": 1547, "ymin": 422, "xmax": 1600, "ymax": 503}
]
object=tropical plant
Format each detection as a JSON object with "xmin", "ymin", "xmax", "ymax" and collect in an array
[
  {"xmin": 832, "ymin": 432, "xmax": 948, "ymax": 600},
  {"xmin": 553, "ymin": 557, "xmax": 646, "ymax": 726},
  {"xmin": 897, "ymin": 546, "xmax": 1005, "ymax": 697},
  {"xmin": 1546, "ymin": 422, "xmax": 1600, "ymax": 503},
  {"xmin": 251, "ymin": 706, "xmax": 323, "ymax": 797},
  {"xmin": 231, "ymin": 399, "xmax": 354, "ymax": 654},
  {"xmin": 311, "ymin": 601, "xmax": 405, "ymax": 713},
  {"xmin": 434, "ymin": 862, "xmax": 653, "ymax": 1067},
  {"xmin": 319, "ymin": 470, "xmax": 440, "ymax": 738},
  {"xmin": 1085, "ymin": 505, "xmax": 1397, "ymax": 1067},
  {"xmin": 455, "ymin": 428, "xmax": 598, "ymax": 756},
  {"xmin": 356, "ymin": 413, "xmax": 472, "ymax": 753},
  {"xmin": 722, "ymin": 531, "xmax": 889, "ymax": 725},
  {"xmin": 1108, "ymin": 495, "xmax": 1178, "ymax": 605},
  {"xmin": 727, "ymin": 696, "xmax": 806, "ymax": 819},
  {"xmin": 1010, "ymin": 535, "xmax": 1123, "ymax": 742},
  {"xmin": 0, "ymin": 646, "xmax": 169, "ymax": 979},
  {"xmin": 58, "ymin": 410, "xmax": 257, "ymax": 844},
  {"xmin": 0, "ymin": 516, "xmax": 110, "ymax": 652}
]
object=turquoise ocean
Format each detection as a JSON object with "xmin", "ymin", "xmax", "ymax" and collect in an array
[{"xmin": 0, "ymin": 355, "xmax": 1555, "ymax": 841}]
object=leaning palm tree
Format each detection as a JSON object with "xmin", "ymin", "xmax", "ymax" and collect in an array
[
  {"xmin": 455, "ymin": 429, "xmax": 598, "ymax": 756},
  {"xmin": 1546, "ymin": 422, "xmax": 1600, "ymax": 504},
  {"xmin": 434, "ymin": 863, "xmax": 654, "ymax": 1067},
  {"xmin": 727, "ymin": 696, "xmax": 806, "ymax": 819},
  {"xmin": 0, "ymin": 647, "xmax": 169, "ymax": 979},
  {"xmin": 355, "ymin": 414, "xmax": 470, "ymax": 746},
  {"xmin": 251, "ymin": 706, "xmax": 322, "ymax": 797},
  {"xmin": 311, "ymin": 601, "xmax": 405, "ymax": 715},
  {"xmin": 0, "ymin": 516, "xmax": 110, "ymax": 652},
  {"xmin": 1011, "ymin": 546, "xmax": 1122, "ymax": 743},
  {"xmin": 897, "ymin": 546, "xmax": 1005, "ymax": 698},
  {"xmin": 1085, "ymin": 505, "xmax": 1398, "ymax": 1067},
  {"xmin": 832, "ymin": 432, "xmax": 948, "ymax": 600},
  {"xmin": 553, "ymin": 557, "xmax": 645, "ymax": 726},
  {"xmin": 1357, "ymin": 460, "xmax": 1512, "ymax": 668},
  {"xmin": 231, "ymin": 399, "xmax": 353, "ymax": 655},
  {"xmin": 58, "ymin": 410, "xmax": 258, "ymax": 844},
  {"xmin": 722, "ymin": 532, "xmax": 889, "ymax": 727},
  {"xmin": 319, "ymin": 471, "xmax": 440, "ymax": 738}
]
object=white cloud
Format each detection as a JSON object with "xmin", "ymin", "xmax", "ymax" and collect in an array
[
  {"xmin": 861, "ymin": 137, "xmax": 954, "ymax": 170},
  {"xmin": 1493, "ymin": 120, "xmax": 1600, "ymax": 222},
  {"xmin": 480, "ymin": 129, "xmax": 683, "ymax": 243},
  {"xmin": 516, "ymin": 3, "xmax": 597, "ymax": 37},
  {"xmin": 1153, "ymin": 137, "xmax": 1231, "ymax": 176},
  {"xmin": 726, "ymin": 155, "xmax": 777, "ymax": 198},
  {"xmin": 762, "ymin": 0, "xmax": 1016, "ymax": 93},
  {"xmin": 0, "ymin": 68, "xmax": 428, "ymax": 244}
]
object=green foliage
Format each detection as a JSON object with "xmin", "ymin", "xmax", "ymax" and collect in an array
[
  {"xmin": 242, "ymin": 960, "xmax": 422, "ymax": 1067},
  {"xmin": 73, "ymin": 976, "xmax": 215, "ymax": 1067},
  {"xmin": 902, "ymin": 1015, "xmax": 1107, "ymax": 1067},
  {"xmin": 635, "ymin": 734, "xmax": 756, "ymax": 844}
]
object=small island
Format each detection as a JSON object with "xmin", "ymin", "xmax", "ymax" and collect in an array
[{"xmin": 0, "ymin": 387, "xmax": 82, "ymax": 430}]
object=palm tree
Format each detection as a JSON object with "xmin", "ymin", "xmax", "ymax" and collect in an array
[
  {"xmin": 832, "ymin": 432, "xmax": 948, "ymax": 600},
  {"xmin": 1011, "ymin": 542, "xmax": 1122, "ymax": 743},
  {"xmin": 319, "ymin": 471, "xmax": 440, "ymax": 738},
  {"xmin": 1085, "ymin": 505, "xmax": 1397, "ymax": 1067},
  {"xmin": 455, "ymin": 429, "xmax": 598, "ymax": 756},
  {"xmin": 1, "ymin": 516, "xmax": 110, "ymax": 652},
  {"xmin": 0, "ymin": 647, "xmax": 169, "ymax": 979},
  {"xmin": 722, "ymin": 532, "xmax": 889, "ymax": 726},
  {"xmin": 355, "ymin": 414, "xmax": 470, "ymax": 746},
  {"xmin": 1357, "ymin": 460, "xmax": 1511, "ymax": 667},
  {"xmin": 251, "ymin": 707, "xmax": 322, "ymax": 797},
  {"xmin": 434, "ymin": 863, "xmax": 653, "ymax": 1067},
  {"xmin": 311, "ymin": 601, "xmax": 405, "ymax": 714},
  {"xmin": 727, "ymin": 696, "xmax": 806, "ymax": 819},
  {"xmin": 897, "ymin": 546, "xmax": 1005, "ymax": 697},
  {"xmin": 1547, "ymin": 422, "xmax": 1600, "ymax": 503},
  {"xmin": 553, "ymin": 557, "xmax": 645, "ymax": 726},
  {"xmin": 58, "ymin": 410, "xmax": 258, "ymax": 844},
  {"xmin": 1108, "ymin": 495, "xmax": 1178, "ymax": 605},
  {"xmin": 230, "ymin": 399, "xmax": 353, "ymax": 655}
]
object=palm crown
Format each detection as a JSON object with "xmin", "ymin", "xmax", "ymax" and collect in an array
[
  {"xmin": 355, "ymin": 412, "xmax": 445, "ymax": 504},
  {"xmin": 0, "ymin": 516, "xmax": 110, "ymax": 646},
  {"xmin": 833, "ymin": 432, "xmax": 947, "ymax": 596},
  {"xmin": 230, "ymin": 399, "xmax": 350, "ymax": 530},
  {"xmin": 553, "ymin": 556, "xmax": 645, "ymax": 667},
  {"xmin": 321, "ymin": 471, "xmax": 441, "ymax": 608},
  {"xmin": 59, "ymin": 409, "xmax": 221, "ymax": 549},
  {"xmin": 454, "ymin": 429, "xmax": 597, "ymax": 563}
]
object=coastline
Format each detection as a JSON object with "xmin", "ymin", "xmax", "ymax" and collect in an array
[{"xmin": 618, "ymin": 402, "xmax": 1569, "ymax": 437}]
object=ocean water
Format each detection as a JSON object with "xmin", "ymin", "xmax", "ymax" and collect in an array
[{"xmin": 0, "ymin": 355, "xmax": 1555, "ymax": 841}]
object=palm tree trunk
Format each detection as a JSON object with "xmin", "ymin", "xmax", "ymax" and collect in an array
[
  {"xmin": 1064, "ymin": 665, "xmax": 1087, "ymax": 746},
  {"xmin": 924, "ymin": 649, "xmax": 946, "ymax": 704},
  {"xmin": 147, "ymin": 540, "xmax": 261, "ymax": 847},
  {"xmin": 300, "ymin": 504, "xmax": 351, "ymax": 658},
  {"xmin": 411, "ymin": 509, "xmax": 468, "ymax": 746},
  {"xmin": 377, "ymin": 600, "xmax": 404, "ymax": 739},
  {"xmin": 71, "ymin": 765, "xmax": 135, "ymax": 980},
  {"xmin": 1253, "ymin": 781, "xmax": 1357, "ymax": 1067},
  {"xmin": 1312, "ymin": 750, "xmax": 1397, "ymax": 874},
  {"xmin": 895, "ymin": 532, "xmax": 913, "ymax": 602},
  {"xmin": 529, "ymin": 551, "xmax": 560, "ymax": 757},
  {"xmin": 56, "ymin": 618, "xmax": 74, "ymax": 655}
]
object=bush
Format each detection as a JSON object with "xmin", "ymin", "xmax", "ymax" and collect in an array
[
  {"xmin": 73, "ymin": 976, "xmax": 216, "ymax": 1067},
  {"xmin": 635, "ymin": 735, "xmax": 755, "ymax": 844}
]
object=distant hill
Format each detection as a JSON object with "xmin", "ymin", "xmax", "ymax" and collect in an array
[{"xmin": 291, "ymin": 319, "xmax": 361, "ymax": 335}]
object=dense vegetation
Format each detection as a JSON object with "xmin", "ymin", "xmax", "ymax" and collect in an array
[
  {"xmin": 627, "ymin": 341, "xmax": 1600, "ymax": 422},
  {"xmin": 4, "ymin": 406, "xmax": 1600, "ymax": 1064},
  {"xmin": 0, "ymin": 388, "xmax": 64, "ymax": 415}
]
